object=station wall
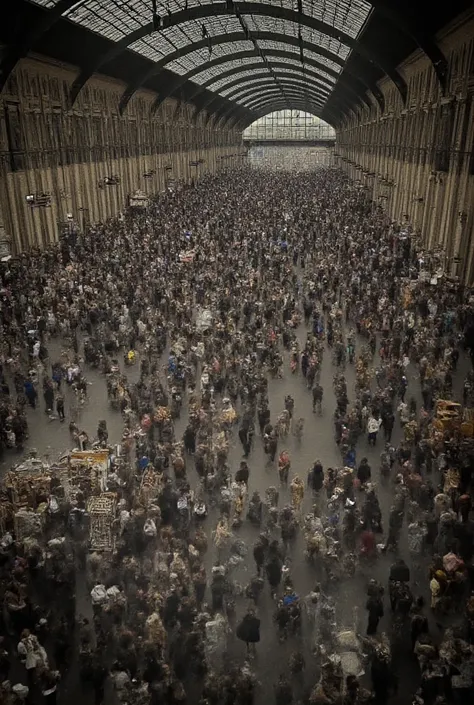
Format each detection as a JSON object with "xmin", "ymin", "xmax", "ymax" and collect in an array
[
  {"xmin": 335, "ymin": 9, "xmax": 474, "ymax": 284},
  {"xmin": 0, "ymin": 56, "xmax": 244, "ymax": 252}
]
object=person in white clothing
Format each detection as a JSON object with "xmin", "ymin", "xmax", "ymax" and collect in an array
[
  {"xmin": 17, "ymin": 629, "xmax": 48, "ymax": 685},
  {"xmin": 367, "ymin": 416, "xmax": 382, "ymax": 446}
]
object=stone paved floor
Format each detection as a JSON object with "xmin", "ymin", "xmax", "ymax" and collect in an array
[{"xmin": 1, "ymin": 322, "xmax": 469, "ymax": 704}]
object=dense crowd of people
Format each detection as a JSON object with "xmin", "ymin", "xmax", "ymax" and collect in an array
[{"xmin": 1, "ymin": 166, "xmax": 474, "ymax": 705}]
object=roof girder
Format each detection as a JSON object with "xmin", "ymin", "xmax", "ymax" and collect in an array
[
  {"xmin": 192, "ymin": 69, "xmax": 336, "ymax": 124},
  {"xmin": 115, "ymin": 31, "xmax": 386, "ymax": 116},
  {"xmin": 0, "ymin": 0, "xmax": 448, "ymax": 108},
  {"xmin": 221, "ymin": 80, "xmax": 329, "ymax": 106},
  {"xmin": 152, "ymin": 47, "xmax": 370, "ymax": 119},
  {"xmin": 220, "ymin": 81, "xmax": 357, "ymax": 126},
  {"xmin": 66, "ymin": 2, "xmax": 405, "ymax": 109},
  {"xmin": 159, "ymin": 47, "xmax": 372, "ymax": 122},
  {"xmin": 210, "ymin": 70, "xmax": 332, "ymax": 101},
  {"xmin": 217, "ymin": 87, "xmax": 327, "ymax": 126},
  {"xmin": 241, "ymin": 87, "xmax": 326, "ymax": 109},
  {"xmin": 223, "ymin": 98, "xmax": 341, "ymax": 130},
  {"xmin": 199, "ymin": 81, "xmax": 327, "ymax": 129}
]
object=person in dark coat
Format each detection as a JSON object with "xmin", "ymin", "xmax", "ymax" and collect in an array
[
  {"xmin": 371, "ymin": 653, "xmax": 397, "ymax": 703},
  {"xmin": 238, "ymin": 422, "xmax": 251, "ymax": 457},
  {"xmin": 274, "ymin": 675, "xmax": 293, "ymax": 705},
  {"xmin": 366, "ymin": 594, "xmax": 384, "ymax": 635},
  {"xmin": 253, "ymin": 535, "xmax": 268, "ymax": 575},
  {"xmin": 43, "ymin": 379, "xmax": 55, "ymax": 412},
  {"xmin": 236, "ymin": 609, "xmax": 261, "ymax": 653},
  {"xmin": 308, "ymin": 460, "xmax": 324, "ymax": 492},
  {"xmin": 389, "ymin": 558, "xmax": 410, "ymax": 583},
  {"xmin": 357, "ymin": 458, "xmax": 371, "ymax": 487},
  {"xmin": 381, "ymin": 409, "xmax": 395, "ymax": 442},
  {"xmin": 265, "ymin": 555, "xmax": 282, "ymax": 598},
  {"xmin": 235, "ymin": 461, "xmax": 250, "ymax": 486},
  {"xmin": 183, "ymin": 425, "xmax": 196, "ymax": 454}
]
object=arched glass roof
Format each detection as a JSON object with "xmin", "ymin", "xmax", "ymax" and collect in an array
[
  {"xmin": 243, "ymin": 110, "xmax": 336, "ymax": 140},
  {"xmin": 29, "ymin": 0, "xmax": 373, "ymax": 115}
]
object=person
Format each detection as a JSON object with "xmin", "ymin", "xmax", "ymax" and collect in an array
[
  {"xmin": 2, "ymin": 166, "xmax": 474, "ymax": 705},
  {"xmin": 253, "ymin": 535, "xmax": 268, "ymax": 575},
  {"xmin": 265, "ymin": 554, "xmax": 282, "ymax": 599},
  {"xmin": 56, "ymin": 394, "xmax": 65, "ymax": 421},
  {"xmin": 24, "ymin": 378, "xmax": 38, "ymax": 409},
  {"xmin": 274, "ymin": 675, "xmax": 293, "ymax": 705},
  {"xmin": 17, "ymin": 630, "xmax": 48, "ymax": 687},
  {"xmin": 236, "ymin": 608, "xmax": 261, "ymax": 654},
  {"xmin": 367, "ymin": 415, "xmax": 381, "ymax": 445},
  {"xmin": 389, "ymin": 558, "xmax": 410, "ymax": 583},
  {"xmin": 381, "ymin": 408, "xmax": 395, "ymax": 442},
  {"xmin": 312, "ymin": 384, "xmax": 323, "ymax": 413},
  {"xmin": 0, "ymin": 637, "xmax": 9, "ymax": 682},
  {"xmin": 40, "ymin": 669, "xmax": 60, "ymax": 705},
  {"xmin": 308, "ymin": 460, "xmax": 324, "ymax": 493},
  {"xmin": 235, "ymin": 461, "xmax": 250, "ymax": 486},
  {"xmin": 410, "ymin": 598, "xmax": 428, "ymax": 649},
  {"xmin": 366, "ymin": 592, "xmax": 384, "ymax": 635},
  {"xmin": 357, "ymin": 458, "xmax": 371, "ymax": 488},
  {"xmin": 43, "ymin": 380, "xmax": 55, "ymax": 413},
  {"xmin": 371, "ymin": 650, "xmax": 397, "ymax": 703}
]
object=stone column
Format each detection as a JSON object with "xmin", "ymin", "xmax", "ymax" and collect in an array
[{"xmin": 0, "ymin": 198, "xmax": 11, "ymax": 258}]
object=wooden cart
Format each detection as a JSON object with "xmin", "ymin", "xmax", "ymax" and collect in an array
[
  {"xmin": 87, "ymin": 493, "xmax": 117, "ymax": 551},
  {"xmin": 433, "ymin": 400, "xmax": 474, "ymax": 438},
  {"xmin": 59, "ymin": 449, "xmax": 109, "ymax": 501}
]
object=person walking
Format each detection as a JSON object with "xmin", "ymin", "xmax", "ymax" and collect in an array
[
  {"xmin": 56, "ymin": 394, "xmax": 65, "ymax": 421},
  {"xmin": 366, "ymin": 593, "xmax": 384, "ymax": 635},
  {"xmin": 367, "ymin": 415, "xmax": 381, "ymax": 446},
  {"xmin": 24, "ymin": 378, "xmax": 38, "ymax": 409},
  {"xmin": 236, "ymin": 608, "xmax": 261, "ymax": 655}
]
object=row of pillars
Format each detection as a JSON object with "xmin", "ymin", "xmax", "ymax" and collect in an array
[{"xmin": 335, "ymin": 101, "xmax": 474, "ymax": 284}]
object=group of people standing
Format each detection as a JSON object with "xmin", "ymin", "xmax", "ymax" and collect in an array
[{"xmin": 0, "ymin": 166, "xmax": 474, "ymax": 705}]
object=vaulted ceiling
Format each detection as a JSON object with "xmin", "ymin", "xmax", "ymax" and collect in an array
[{"xmin": 1, "ymin": 0, "xmax": 472, "ymax": 129}]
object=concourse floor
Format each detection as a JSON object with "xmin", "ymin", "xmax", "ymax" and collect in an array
[{"xmin": 1, "ymin": 321, "xmax": 468, "ymax": 705}]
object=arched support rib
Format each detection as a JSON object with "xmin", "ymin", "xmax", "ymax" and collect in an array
[
  {"xmin": 193, "ymin": 71, "xmax": 333, "ymax": 124},
  {"xmin": 1, "ymin": 0, "xmax": 446, "ymax": 106},
  {"xmin": 69, "ymin": 3, "xmax": 406, "ymax": 109},
  {"xmin": 150, "ymin": 49, "xmax": 372, "ymax": 116},
  {"xmin": 117, "ymin": 32, "xmax": 386, "ymax": 117}
]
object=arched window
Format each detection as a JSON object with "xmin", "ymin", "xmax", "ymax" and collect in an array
[{"xmin": 243, "ymin": 110, "xmax": 335, "ymax": 141}]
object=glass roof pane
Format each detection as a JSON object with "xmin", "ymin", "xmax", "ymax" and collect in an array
[
  {"xmin": 235, "ymin": 81, "xmax": 324, "ymax": 98},
  {"xmin": 167, "ymin": 41, "xmax": 256, "ymax": 75},
  {"xmin": 153, "ymin": 16, "xmax": 242, "ymax": 51},
  {"xmin": 234, "ymin": 81, "xmax": 326, "ymax": 102},
  {"xmin": 197, "ymin": 58, "xmax": 333, "ymax": 88},
  {"xmin": 245, "ymin": 16, "xmax": 349, "ymax": 59},
  {"xmin": 211, "ymin": 69, "xmax": 271, "ymax": 92},
  {"xmin": 245, "ymin": 15, "xmax": 350, "ymax": 59},
  {"xmin": 28, "ymin": 0, "xmax": 373, "ymax": 111},
  {"xmin": 218, "ymin": 72, "xmax": 331, "ymax": 97},
  {"xmin": 241, "ymin": 91, "xmax": 324, "ymax": 109},
  {"xmin": 258, "ymin": 41, "xmax": 341, "ymax": 74},
  {"xmin": 255, "ymin": 1, "xmax": 372, "ymax": 39},
  {"xmin": 65, "ymin": 0, "xmax": 149, "ymax": 41},
  {"xmin": 30, "ymin": 0, "xmax": 371, "ymax": 40},
  {"xmin": 196, "ymin": 57, "xmax": 267, "ymax": 83},
  {"xmin": 29, "ymin": 1, "xmax": 365, "ymax": 64},
  {"xmin": 193, "ymin": 57, "xmax": 336, "ymax": 88}
]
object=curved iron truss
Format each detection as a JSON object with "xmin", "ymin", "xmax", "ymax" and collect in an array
[{"xmin": 0, "ymin": 0, "xmax": 455, "ymax": 126}]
